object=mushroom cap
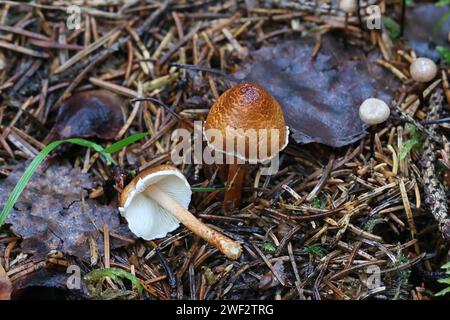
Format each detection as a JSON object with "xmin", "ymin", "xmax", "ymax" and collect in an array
[
  {"xmin": 204, "ymin": 83, "xmax": 289, "ymax": 163},
  {"xmin": 410, "ymin": 57, "xmax": 438, "ymax": 83},
  {"xmin": 119, "ymin": 165, "xmax": 191, "ymax": 240},
  {"xmin": 339, "ymin": 0, "xmax": 357, "ymax": 13},
  {"xmin": 359, "ymin": 98, "xmax": 390, "ymax": 125}
]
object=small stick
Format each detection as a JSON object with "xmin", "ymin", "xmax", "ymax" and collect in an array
[
  {"xmin": 145, "ymin": 185, "xmax": 242, "ymax": 260},
  {"xmin": 400, "ymin": 0, "xmax": 406, "ymax": 37},
  {"xmin": 356, "ymin": 0, "xmax": 364, "ymax": 33}
]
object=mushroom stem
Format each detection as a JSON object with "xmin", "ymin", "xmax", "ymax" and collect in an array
[
  {"xmin": 224, "ymin": 163, "xmax": 247, "ymax": 212},
  {"xmin": 344, "ymin": 13, "xmax": 349, "ymax": 45},
  {"xmin": 145, "ymin": 185, "xmax": 242, "ymax": 260}
]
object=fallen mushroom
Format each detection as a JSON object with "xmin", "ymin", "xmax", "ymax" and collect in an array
[
  {"xmin": 118, "ymin": 165, "xmax": 242, "ymax": 260},
  {"xmin": 410, "ymin": 57, "xmax": 438, "ymax": 83},
  {"xmin": 204, "ymin": 83, "xmax": 289, "ymax": 208}
]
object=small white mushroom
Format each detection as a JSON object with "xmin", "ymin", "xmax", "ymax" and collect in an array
[
  {"xmin": 119, "ymin": 165, "xmax": 242, "ymax": 260},
  {"xmin": 339, "ymin": 0, "xmax": 357, "ymax": 13},
  {"xmin": 410, "ymin": 57, "xmax": 438, "ymax": 83},
  {"xmin": 359, "ymin": 98, "xmax": 391, "ymax": 125}
]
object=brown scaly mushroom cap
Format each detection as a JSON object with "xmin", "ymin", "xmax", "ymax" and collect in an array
[{"xmin": 204, "ymin": 83, "xmax": 289, "ymax": 163}]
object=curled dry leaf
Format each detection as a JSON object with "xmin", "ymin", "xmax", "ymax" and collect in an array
[
  {"xmin": 237, "ymin": 35, "xmax": 399, "ymax": 147},
  {"xmin": 405, "ymin": 3, "xmax": 450, "ymax": 61},
  {"xmin": 0, "ymin": 162, "xmax": 135, "ymax": 262},
  {"xmin": 44, "ymin": 90, "xmax": 125, "ymax": 143}
]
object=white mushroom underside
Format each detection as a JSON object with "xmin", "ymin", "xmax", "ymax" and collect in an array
[{"xmin": 119, "ymin": 170, "xmax": 192, "ymax": 240}]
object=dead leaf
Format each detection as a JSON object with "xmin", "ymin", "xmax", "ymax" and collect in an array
[
  {"xmin": 44, "ymin": 90, "xmax": 125, "ymax": 143},
  {"xmin": 0, "ymin": 162, "xmax": 135, "ymax": 262},
  {"xmin": 405, "ymin": 3, "xmax": 450, "ymax": 61},
  {"xmin": 237, "ymin": 35, "xmax": 400, "ymax": 147},
  {"xmin": 0, "ymin": 264, "xmax": 12, "ymax": 300}
]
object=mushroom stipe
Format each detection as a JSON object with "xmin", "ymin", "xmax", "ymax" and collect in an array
[{"xmin": 145, "ymin": 185, "xmax": 242, "ymax": 260}]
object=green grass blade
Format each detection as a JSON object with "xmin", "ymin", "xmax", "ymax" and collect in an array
[
  {"xmin": 103, "ymin": 132, "xmax": 149, "ymax": 154},
  {"xmin": 433, "ymin": 10, "xmax": 450, "ymax": 36},
  {"xmin": 0, "ymin": 133, "xmax": 152, "ymax": 227},
  {"xmin": 191, "ymin": 187, "xmax": 225, "ymax": 192},
  {"xmin": 0, "ymin": 140, "xmax": 64, "ymax": 226},
  {"xmin": 63, "ymin": 138, "xmax": 114, "ymax": 163}
]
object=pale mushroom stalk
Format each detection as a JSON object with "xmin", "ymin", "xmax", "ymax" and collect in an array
[{"xmin": 144, "ymin": 185, "xmax": 242, "ymax": 260}]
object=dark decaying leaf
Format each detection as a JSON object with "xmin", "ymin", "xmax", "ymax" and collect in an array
[
  {"xmin": 11, "ymin": 268, "xmax": 90, "ymax": 300},
  {"xmin": 405, "ymin": 4, "xmax": 450, "ymax": 61},
  {"xmin": 0, "ymin": 162, "xmax": 135, "ymax": 261},
  {"xmin": 237, "ymin": 35, "xmax": 399, "ymax": 147},
  {"xmin": 44, "ymin": 90, "xmax": 125, "ymax": 143}
]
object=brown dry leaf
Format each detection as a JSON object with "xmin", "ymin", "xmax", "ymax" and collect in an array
[
  {"xmin": 0, "ymin": 162, "xmax": 135, "ymax": 261},
  {"xmin": 237, "ymin": 35, "xmax": 400, "ymax": 147},
  {"xmin": 405, "ymin": 3, "xmax": 450, "ymax": 61},
  {"xmin": 0, "ymin": 264, "xmax": 12, "ymax": 300},
  {"xmin": 44, "ymin": 90, "xmax": 125, "ymax": 143}
]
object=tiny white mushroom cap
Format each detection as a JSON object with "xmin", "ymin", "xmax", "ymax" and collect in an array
[
  {"xmin": 340, "ymin": 0, "xmax": 357, "ymax": 13},
  {"xmin": 359, "ymin": 98, "xmax": 390, "ymax": 125},
  {"xmin": 410, "ymin": 57, "xmax": 438, "ymax": 83},
  {"xmin": 118, "ymin": 165, "xmax": 191, "ymax": 240}
]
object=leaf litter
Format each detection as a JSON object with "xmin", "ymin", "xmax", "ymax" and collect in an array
[
  {"xmin": 0, "ymin": 162, "xmax": 134, "ymax": 261},
  {"xmin": 0, "ymin": 0, "xmax": 449, "ymax": 301},
  {"xmin": 237, "ymin": 35, "xmax": 400, "ymax": 147}
]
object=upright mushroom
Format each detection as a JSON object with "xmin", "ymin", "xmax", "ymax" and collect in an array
[
  {"xmin": 339, "ymin": 0, "xmax": 356, "ymax": 39},
  {"xmin": 119, "ymin": 165, "xmax": 242, "ymax": 260},
  {"xmin": 359, "ymin": 98, "xmax": 390, "ymax": 155},
  {"xmin": 410, "ymin": 57, "xmax": 438, "ymax": 83},
  {"xmin": 204, "ymin": 83, "xmax": 289, "ymax": 208}
]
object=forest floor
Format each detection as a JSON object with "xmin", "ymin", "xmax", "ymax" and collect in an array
[{"xmin": 0, "ymin": 0, "xmax": 450, "ymax": 300}]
